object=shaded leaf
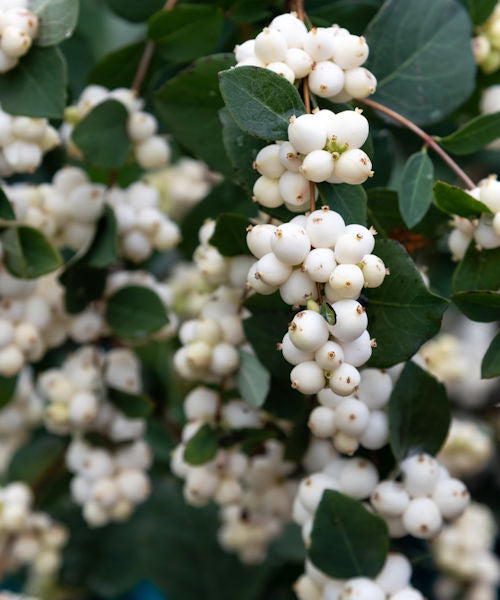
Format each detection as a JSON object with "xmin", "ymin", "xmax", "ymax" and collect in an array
[
  {"xmin": 184, "ymin": 424, "xmax": 218, "ymax": 465},
  {"xmin": 399, "ymin": 151, "xmax": 434, "ymax": 228},
  {"xmin": 481, "ymin": 330, "xmax": 500, "ymax": 378},
  {"xmin": 107, "ymin": 0, "xmax": 163, "ymax": 22},
  {"xmin": 209, "ymin": 213, "xmax": 252, "ymax": 256},
  {"xmin": 452, "ymin": 290, "xmax": 500, "ymax": 321},
  {"xmin": 237, "ymin": 350, "xmax": 271, "ymax": 409},
  {"xmin": 453, "ymin": 244, "xmax": 500, "ymax": 292},
  {"xmin": 108, "ymin": 388, "xmax": 154, "ymax": 418},
  {"xmin": 439, "ymin": 112, "xmax": 500, "ymax": 154},
  {"xmin": 317, "ymin": 182, "xmax": 367, "ymax": 226},
  {"xmin": 33, "ymin": 0, "xmax": 79, "ymax": 46},
  {"xmin": 0, "ymin": 374, "xmax": 19, "ymax": 410},
  {"xmin": 0, "ymin": 188, "xmax": 16, "ymax": 221},
  {"xmin": 1, "ymin": 226, "xmax": 61, "ymax": 279},
  {"xmin": 434, "ymin": 181, "xmax": 492, "ymax": 217}
]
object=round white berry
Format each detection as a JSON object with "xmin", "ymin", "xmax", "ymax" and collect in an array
[
  {"xmin": 359, "ymin": 411, "xmax": 388, "ymax": 450},
  {"xmin": 1, "ymin": 26, "xmax": 31, "ymax": 58},
  {"xmin": 335, "ymin": 398, "xmax": 370, "ymax": 436},
  {"xmin": 246, "ymin": 224, "xmax": 277, "ymax": 258},
  {"xmin": 184, "ymin": 386, "xmax": 218, "ymax": 421},
  {"xmin": 281, "ymin": 331, "xmax": 314, "ymax": 365},
  {"xmin": 401, "ymin": 454, "xmax": 440, "ymax": 498},
  {"xmin": 356, "ymin": 369, "xmax": 392, "ymax": 409},
  {"xmin": 334, "ymin": 148, "xmax": 373, "ymax": 184},
  {"xmin": 308, "ymin": 61, "xmax": 344, "ymax": 98},
  {"xmin": 328, "ymin": 264, "xmax": 364, "ymax": 300},
  {"xmin": 314, "ymin": 340, "xmax": 344, "ymax": 370},
  {"xmin": 360, "ymin": 254, "xmax": 386, "ymax": 288},
  {"xmin": 306, "ymin": 207, "xmax": 346, "ymax": 248},
  {"xmin": 340, "ymin": 330, "xmax": 372, "ymax": 367},
  {"xmin": 280, "ymin": 269, "xmax": 317, "ymax": 305},
  {"xmin": 289, "ymin": 310, "xmax": 329, "ymax": 352},
  {"xmin": 333, "ymin": 431, "xmax": 359, "ymax": 455},
  {"xmin": 135, "ymin": 136, "xmax": 170, "ymax": 169},
  {"xmin": 329, "ymin": 299, "xmax": 368, "ymax": 343},
  {"xmin": 329, "ymin": 363, "xmax": 360, "ymax": 396},
  {"xmin": 234, "ymin": 39, "xmax": 256, "ymax": 62},
  {"xmin": 330, "ymin": 109, "xmax": 369, "ymax": 150},
  {"xmin": 432, "ymin": 478, "xmax": 469, "ymax": 519},
  {"xmin": 308, "ymin": 405, "xmax": 336, "ymax": 438},
  {"xmin": 493, "ymin": 211, "xmax": 500, "ymax": 236},
  {"xmin": 0, "ymin": 344, "xmax": 24, "ymax": 377},
  {"xmin": 252, "ymin": 175, "xmax": 283, "ymax": 208},
  {"xmin": 389, "ymin": 588, "xmax": 424, "ymax": 600},
  {"xmin": 269, "ymin": 13, "xmax": 307, "ymax": 49},
  {"xmin": 344, "ymin": 67, "xmax": 377, "ymax": 98},
  {"xmin": 340, "ymin": 577, "xmax": 384, "ymax": 600},
  {"xmin": 317, "ymin": 387, "xmax": 345, "ymax": 409},
  {"xmin": 266, "ymin": 61, "xmax": 295, "ymax": 84},
  {"xmin": 291, "ymin": 361, "xmax": 326, "ymax": 394},
  {"xmin": 127, "ymin": 111, "xmax": 157, "ymax": 142},
  {"xmin": 300, "ymin": 149, "xmax": 335, "ymax": 182},
  {"xmin": 375, "ymin": 553, "xmax": 412, "ymax": 595},
  {"xmin": 254, "ymin": 27, "xmax": 287, "ymax": 63},
  {"xmin": 479, "ymin": 177, "xmax": 500, "ymax": 212},
  {"xmin": 303, "ymin": 247, "xmax": 336, "ymax": 282},
  {"xmin": 255, "ymin": 252, "xmax": 292, "ymax": 286},
  {"xmin": 298, "ymin": 472, "xmax": 338, "ymax": 513},
  {"xmin": 254, "ymin": 144, "xmax": 285, "ymax": 178},
  {"xmin": 210, "ymin": 343, "xmax": 239, "ymax": 376},
  {"xmin": 335, "ymin": 226, "xmax": 375, "ymax": 264},
  {"xmin": 402, "ymin": 497, "xmax": 442, "ymax": 538},
  {"xmin": 339, "ymin": 458, "xmax": 379, "ymax": 499},
  {"xmin": 371, "ymin": 481, "xmax": 410, "ymax": 517},
  {"xmin": 271, "ymin": 222, "xmax": 311, "ymax": 265},
  {"xmin": 332, "ymin": 35, "xmax": 369, "ymax": 69},
  {"xmin": 278, "ymin": 141, "xmax": 301, "ymax": 172},
  {"xmin": 247, "ymin": 261, "xmax": 278, "ymax": 295},
  {"xmin": 278, "ymin": 170, "xmax": 313, "ymax": 207},
  {"xmin": 288, "ymin": 113, "xmax": 327, "ymax": 154},
  {"xmin": 474, "ymin": 215, "xmax": 500, "ymax": 249},
  {"xmin": 304, "ymin": 27, "xmax": 336, "ymax": 61},
  {"xmin": 285, "ymin": 47, "xmax": 313, "ymax": 78}
]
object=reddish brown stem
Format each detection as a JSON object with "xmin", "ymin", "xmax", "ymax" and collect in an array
[{"xmin": 356, "ymin": 97, "xmax": 476, "ymax": 191}]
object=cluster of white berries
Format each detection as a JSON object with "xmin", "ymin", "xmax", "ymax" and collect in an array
[
  {"xmin": 145, "ymin": 157, "xmax": 221, "ymax": 220},
  {"xmin": 174, "ymin": 220, "xmax": 254, "ymax": 382},
  {"xmin": 307, "ymin": 368, "xmax": 391, "ymax": 455},
  {"xmin": 0, "ymin": 481, "xmax": 68, "ymax": 577},
  {"xmin": 0, "ymin": 1, "xmax": 39, "ymax": 74},
  {"xmin": 433, "ymin": 503, "xmax": 500, "ymax": 600},
  {"xmin": 0, "ymin": 105, "xmax": 59, "ymax": 176},
  {"xmin": 7, "ymin": 167, "xmax": 104, "ymax": 251},
  {"xmin": 472, "ymin": 4, "xmax": 500, "ymax": 73},
  {"xmin": 38, "ymin": 346, "xmax": 152, "ymax": 527},
  {"xmin": 448, "ymin": 177, "xmax": 500, "ymax": 260},
  {"xmin": 0, "ymin": 271, "xmax": 69, "ymax": 377},
  {"xmin": 171, "ymin": 392, "xmax": 296, "ymax": 563},
  {"xmin": 234, "ymin": 12, "xmax": 377, "ymax": 101},
  {"xmin": 295, "ymin": 553, "xmax": 425, "ymax": 600},
  {"xmin": 417, "ymin": 316, "xmax": 498, "ymax": 407},
  {"xmin": 252, "ymin": 109, "xmax": 372, "ymax": 212},
  {"xmin": 0, "ymin": 368, "xmax": 42, "ymax": 473},
  {"xmin": 107, "ymin": 181, "xmax": 181, "ymax": 263},
  {"xmin": 371, "ymin": 453, "xmax": 469, "ymax": 540},
  {"xmin": 437, "ymin": 418, "xmax": 494, "ymax": 478},
  {"xmin": 63, "ymin": 85, "xmax": 170, "ymax": 170}
]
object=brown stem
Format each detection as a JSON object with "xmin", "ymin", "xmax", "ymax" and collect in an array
[
  {"xmin": 316, "ymin": 283, "xmax": 323, "ymax": 304},
  {"xmin": 356, "ymin": 97, "xmax": 476, "ymax": 191},
  {"xmin": 106, "ymin": 169, "xmax": 118, "ymax": 188},
  {"xmin": 131, "ymin": 0, "xmax": 180, "ymax": 95},
  {"xmin": 295, "ymin": 0, "xmax": 305, "ymax": 22}
]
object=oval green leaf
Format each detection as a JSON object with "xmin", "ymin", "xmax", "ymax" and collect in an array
[
  {"xmin": 439, "ymin": 112, "xmax": 500, "ymax": 155},
  {"xmin": 236, "ymin": 350, "xmax": 271, "ymax": 409},
  {"xmin": 309, "ymin": 490, "xmax": 389, "ymax": 579},
  {"xmin": 434, "ymin": 181, "xmax": 492, "ymax": 217},
  {"xmin": 32, "ymin": 0, "xmax": 80, "ymax": 46},
  {"xmin": 209, "ymin": 213, "xmax": 252, "ymax": 257},
  {"xmin": 399, "ymin": 151, "xmax": 434, "ymax": 228},
  {"xmin": 1, "ymin": 226, "xmax": 62, "ymax": 279},
  {"xmin": 452, "ymin": 290, "xmax": 500, "ymax": 321},
  {"xmin": 184, "ymin": 424, "xmax": 218, "ymax": 465},
  {"xmin": 108, "ymin": 388, "xmax": 154, "ymax": 418},
  {"xmin": 317, "ymin": 183, "xmax": 367, "ymax": 226},
  {"xmin": 219, "ymin": 66, "xmax": 305, "ymax": 140},
  {"xmin": 481, "ymin": 330, "xmax": 500, "ymax": 378}
]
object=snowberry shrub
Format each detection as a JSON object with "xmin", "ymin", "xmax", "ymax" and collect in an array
[{"xmin": 0, "ymin": 0, "xmax": 498, "ymax": 599}]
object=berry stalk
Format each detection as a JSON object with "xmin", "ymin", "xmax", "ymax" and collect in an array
[{"xmin": 356, "ymin": 97, "xmax": 476, "ymax": 191}]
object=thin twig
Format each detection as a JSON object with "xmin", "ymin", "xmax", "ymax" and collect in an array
[
  {"xmin": 356, "ymin": 97, "xmax": 476, "ymax": 191},
  {"xmin": 131, "ymin": 0, "xmax": 180, "ymax": 95}
]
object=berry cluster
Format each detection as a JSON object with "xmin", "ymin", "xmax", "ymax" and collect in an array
[
  {"xmin": 0, "ymin": 368, "xmax": 42, "ymax": 472},
  {"xmin": 0, "ymin": 105, "xmax": 59, "ymax": 175},
  {"xmin": 307, "ymin": 368, "xmax": 391, "ymax": 454},
  {"xmin": 7, "ymin": 167, "xmax": 105, "ymax": 251},
  {"xmin": 107, "ymin": 181, "xmax": 181, "ymax": 263},
  {"xmin": 371, "ymin": 453, "xmax": 469, "ymax": 540},
  {"xmin": 433, "ymin": 503, "xmax": 500, "ymax": 600},
  {"xmin": 253, "ymin": 109, "xmax": 372, "ymax": 211},
  {"xmin": 295, "ymin": 553, "xmax": 425, "ymax": 600},
  {"xmin": 448, "ymin": 177, "xmax": 500, "ymax": 259},
  {"xmin": 472, "ymin": 3, "xmax": 500, "ymax": 73},
  {"xmin": 437, "ymin": 418, "xmax": 494, "ymax": 478},
  {"xmin": 171, "ymin": 386, "xmax": 295, "ymax": 563},
  {"xmin": 38, "ymin": 347, "xmax": 152, "ymax": 527},
  {"xmin": 63, "ymin": 85, "xmax": 170, "ymax": 170},
  {"xmin": 0, "ymin": 482, "xmax": 67, "ymax": 578},
  {"xmin": 0, "ymin": 2, "xmax": 38, "ymax": 73},
  {"xmin": 234, "ymin": 12, "xmax": 377, "ymax": 101}
]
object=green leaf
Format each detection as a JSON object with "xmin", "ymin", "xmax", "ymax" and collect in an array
[
  {"xmin": 365, "ymin": 0, "xmax": 476, "ymax": 125},
  {"xmin": 481, "ymin": 330, "xmax": 500, "ymax": 378},
  {"xmin": 220, "ymin": 108, "xmax": 265, "ymax": 193},
  {"xmin": 439, "ymin": 112, "xmax": 500, "ymax": 155},
  {"xmin": 209, "ymin": 213, "xmax": 252, "ymax": 256},
  {"xmin": 0, "ymin": 374, "xmax": 19, "ymax": 410},
  {"xmin": 365, "ymin": 240, "xmax": 449, "ymax": 368},
  {"xmin": 89, "ymin": 43, "xmax": 152, "ymax": 90},
  {"xmin": 308, "ymin": 0, "xmax": 381, "ymax": 34},
  {"xmin": 219, "ymin": 66, "xmax": 305, "ymax": 140},
  {"xmin": 389, "ymin": 361, "xmax": 450, "ymax": 459},
  {"xmin": 154, "ymin": 54, "xmax": 235, "ymax": 175},
  {"xmin": 434, "ymin": 181, "xmax": 492, "ymax": 218},
  {"xmin": 108, "ymin": 388, "xmax": 154, "ymax": 418},
  {"xmin": 32, "ymin": 0, "xmax": 80, "ymax": 46},
  {"xmin": 309, "ymin": 490, "xmax": 389, "ymax": 579},
  {"xmin": 367, "ymin": 188, "xmax": 402, "ymax": 237},
  {"xmin": 452, "ymin": 290, "xmax": 500, "ymax": 321},
  {"xmin": 59, "ymin": 266, "xmax": 107, "ymax": 314},
  {"xmin": 149, "ymin": 5, "xmax": 224, "ymax": 64},
  {"xmin": 105, "ymin": 285, "xmax": 169, "ymax": 340},
  {"xmin": 317, "ymin": 183, "xmax": 367, "ymax": 226},
  {"xmin": 1, "ymin": 226, "xmax": 62, "ymax": 279},
  {"xmin": 399, "ymin": 151, "xmax": 434, "ymax": 228},
  {"xmin": 7, "ymin": 431, "xmax": 66, "ymax": 486},
  {"xmin": 107, "ymin": 0, "xmax": 164, "ymax": 22},
  {"xmin": 184, "ymin": 424, "xmax": 218, "ymax": 465},
  {"xmin": 236, "ymin": 350, "xmax": 271, "ymax": 409},
  {"xmin": 453, "ymin": 244, "xmax": 500, "ymax": 292},
  {"xmin": 243, "ymin": 311, "xmax": 294, "ymax": 382},
  {"xmin": 320, "ymin": 303, "xmax": 336, "ymax": 325},
  {"xmin": 0, "ymin": 188, "xmax": 16, "ymax": 221},
  {"xmin": 72, "ymin": 100, "xmax": 131, "ymax": 169},
  {"xmin": 84, "ymin": 206, "xmax": 118, "ymax": 268},
  {"xmin": 465, "ymin": 0, "xmax": 497, "ymax": 23},
  {"xmin": 0, "ymin": 46, "xmax": 66, "ymax": 118}
]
